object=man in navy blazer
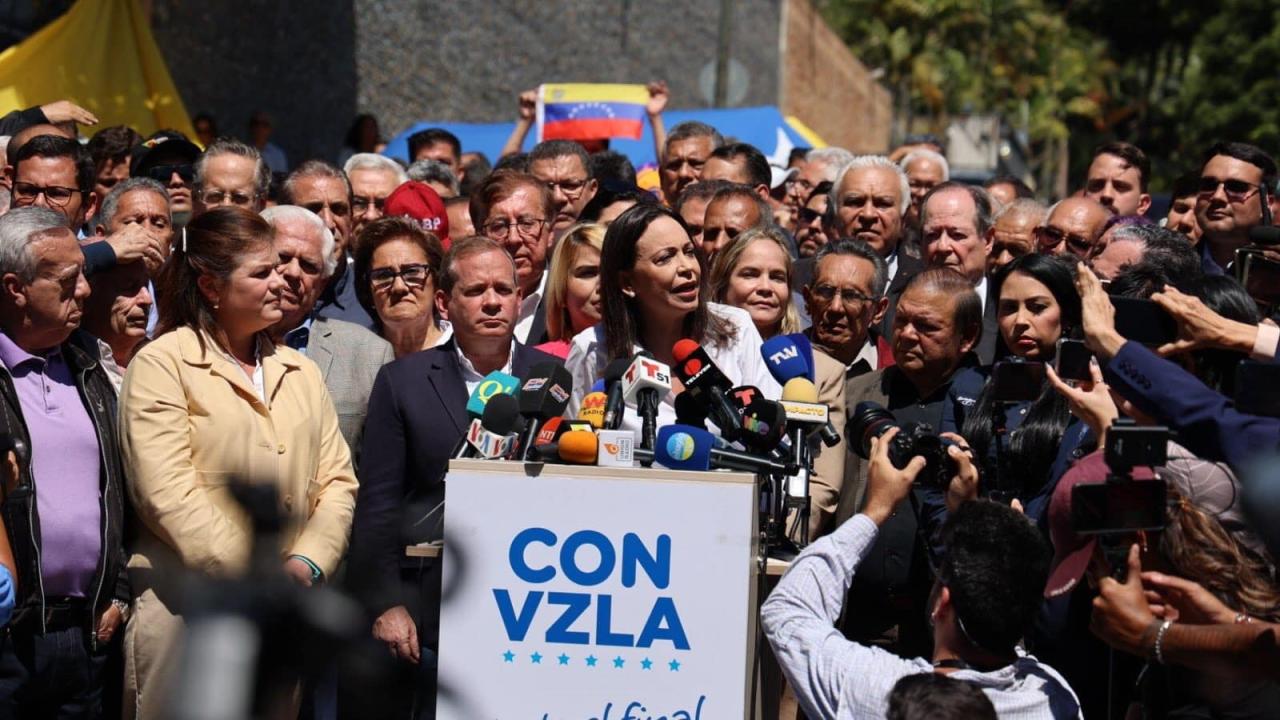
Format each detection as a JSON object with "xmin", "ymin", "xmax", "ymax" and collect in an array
[{"xmin": 350, "ymin": 237, "xmax": 559, "ymax": 718}]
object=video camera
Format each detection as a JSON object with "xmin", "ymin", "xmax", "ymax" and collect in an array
[
  {"xmin": 1236, "ymin": 226, "xmax": 1280, "ymax": 316},
  {"xmin": 848, "ymin": 401, "xmax": 958, "ymax": 490}
]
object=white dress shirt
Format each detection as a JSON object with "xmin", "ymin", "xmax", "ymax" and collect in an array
[
  {"xmin": 974, "ymin": 275, "xmax": 989, "ymax": 313},
  {"xmin": 564, "ymin": 303, "xmax": 782, "ymax": 439},
  {"xmin": 513, "ymin": 272, "xmax": 548, "ymax": 344},
  {"xmin": 455, "ymin": 340, "xmax": 514, "ymax": 397}
]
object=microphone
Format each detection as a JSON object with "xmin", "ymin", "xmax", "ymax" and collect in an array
[
  {"xmin": 739, "ymin": 398, "xmax": 789, "ymax": 453},
  {"xmin": 590, "ymin": 378, "xmax": 606, "ymax": 394},
  {"xmin": 671, "ymin": 339, "xmax": 742, "ymax": 441},
  {"xmin": 674, "ymin": 391, "xmax": 708, "ymax": 430},
  {"xmin": 780, "ymin": 377, "xmax": 839, "ymax": 447},
  {"xmin": 464, "ymin": 370, "xmax": 520, "ymax": 418},
  {"xmin": 761, "ymin": 334, "xmax": 814, "ymax": 385},
  {"xmin": 534, "ymin": 416, "xmax": 565, "ymax": 450},
  {"xmin": 534, "ymin": 429, "xmax": 599, "ymax": 464},
  {"xmin": 454, "ymin": 393, "xmax": 523, "ymax": 459},
  {"xmin": 622, "ymin": 351, "xmax": 672, "ymax": 456},
  {"xmin": 1249, "ymin": 225, "xmax": 1280, "ymax": 246},
  {"xmin": 654, "ymin": 425, "xmax": 794, "ymax": 475},
  {"xmin": 601, "ymin": 359, "xmax": 631, "ymax": 430},
  {"xmin": 517, "ymin": 362, "xmax": 574, "ymax": 461},
  {"xmin": 578, "ymin": 391, "xmax": 608, "ymax": 429}
]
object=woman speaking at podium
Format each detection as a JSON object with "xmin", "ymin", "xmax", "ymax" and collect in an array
[{"xmin": 565, "ymin": 203, "xmax": 778, "ymax": 435}]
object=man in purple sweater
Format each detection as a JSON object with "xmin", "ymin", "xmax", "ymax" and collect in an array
[{"xmin": 0, "ymin": 207, "xmax": 130, "ymax": 717}]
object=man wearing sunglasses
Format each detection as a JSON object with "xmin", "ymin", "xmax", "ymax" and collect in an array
[
  {"xmin": 129, "ymin": 131, "xmax": 201, "ymax": 231},
  {"xmin": 1195, "ymin": 142, "xmax": 1278, "ymax": 276},
  {"xmin": 1034, "ymin": 197, "xmax": 1109, "ymax": 260}
]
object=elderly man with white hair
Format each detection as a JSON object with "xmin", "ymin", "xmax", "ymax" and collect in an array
[
  {"xmin": 343, "ymin": 152, "xmax": 408, "ymax": 241},
  {"xmin": 263, "ymin": 204, "xmax": 393, "ymax": 461},
  {"xmin": 899, "ymin": 148, "xmax": 949, "ymax": 229}
]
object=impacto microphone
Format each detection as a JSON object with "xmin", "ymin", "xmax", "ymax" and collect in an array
[
  {"xmin": 655, "ymin": 424, "xmax": 794, "ymax": 475},
  {"xmin": 761, "ymin": 334, "xmax": 814, "ymax": 385},
  {"xmin": 671, "ymin": 339, "xmax": 742, "ymax": 441},
  {"xmin": 464, "ymin": 370, "xmax": 520, "ymax": 418},
  {"xmin": 535, "ymin": 429, "xmax": 599, "ymax": 464},
  {"xmin": 780, "ymin": 377, "xmax": 839, "ymax": 448},
  {"xmin": 455, "ymin": 393, "xmax": 523, "ymax": 459},
  {"xmin": 622, "ymin": 351, "xmax": 671, "ymax": 457},
  {"xmin": 601, "ymin": 358, "xmax": 631, "ymax": 430},
  {"xmin": 578, "ymin": 391, "xmax": 608, "ymax": 429},
  {"xmin": 517, "ymin": 362, "xmax": 574, "ymax": 461}
]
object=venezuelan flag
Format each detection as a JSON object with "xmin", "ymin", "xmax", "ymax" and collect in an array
[{"xmin": 537, "ymin": 83, "xmax": 648, "ymax": 142}]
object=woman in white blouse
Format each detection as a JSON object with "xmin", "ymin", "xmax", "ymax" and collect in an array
[{"xmin": 565, "ymin": 204, "xmax": 778, "ymax": 434}]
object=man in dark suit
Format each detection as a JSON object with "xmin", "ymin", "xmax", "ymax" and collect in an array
[
  {"xmin": 917, "ymin": 181, "xmax": 1000, "ymax": 364},
  {"xmin": 835, "ymin": 269, "xmax": 985, "ymax": 658},
  {"xmin": 470, "ymin": 171, "xmax": 555, "ymax": 345},
  {"xmin": 351, "ymin": 237, "xmax": 559, "ymax": 718}
]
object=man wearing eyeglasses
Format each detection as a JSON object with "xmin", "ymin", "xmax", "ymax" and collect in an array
[
  {"xmin": 282, "ymin": 160, "xmax": 376, "ymax": 329},
  {"xmin": 1034, "ymin": 197, "xmax": 1109, "ymax": 260},
  {"xmin": 1195, "ymin": 142, "xmax": 1278, "ymax": 276},
  {"xmin": 343, "ymin": 153, "xmax": 408, "ymax": 242},
  {"xmin": 192, "ymin": 138, "xmax": 270, "ymax": 216},
  {"xmin": 803, "ymin": 239, "xmax": 892, "ymax": 376},
  {"xmin": 264, "ymin": 205, "xmax": 392, "ymax": 461},
  {"xmin": 528, "ymin": 140, "xmax": 597, "ymax": 237},
  {"xmin": 470, "ymin": 171, "xmax": 555, "ymax": 344}
]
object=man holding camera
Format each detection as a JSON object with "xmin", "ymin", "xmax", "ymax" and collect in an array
[
  {"xmin": 763, "ymin": 426, "xmax": 1081, "ymax": 719},
  {"xmin": 832, "ymin": 268, "xmax": 986, "ymax": 657}
]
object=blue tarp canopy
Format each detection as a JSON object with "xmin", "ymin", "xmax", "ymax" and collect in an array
[{"xmin": 383, "ymin": 106, "xmax": 824, "ymax": 170}]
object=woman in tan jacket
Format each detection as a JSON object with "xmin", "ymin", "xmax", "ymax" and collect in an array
[{"xmin": 118, "ymin": 207, "xmax": 358, "ymax": 719}]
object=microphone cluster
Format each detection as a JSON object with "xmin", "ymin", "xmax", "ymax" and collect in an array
[{"xmin": 452, "ymin": 335, "xmax": 841, "ymax": 484}]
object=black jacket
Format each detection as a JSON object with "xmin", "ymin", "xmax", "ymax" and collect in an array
[{"xmin": 0, "ymin": 331, "xmax": 129, "ymax": 645}]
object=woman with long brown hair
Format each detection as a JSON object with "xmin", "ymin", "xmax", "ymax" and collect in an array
[{"xmin": 118, "ymin": 206, "xmax": 358, "ymax": 719}]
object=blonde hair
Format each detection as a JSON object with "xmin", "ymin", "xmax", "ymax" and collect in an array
[
  {"xmin": 544, "ymin": 222, "xmax": 606, "ymax": 341},
  {"xmin": 709, "ymin": 225, "xmax": 801, "ymax": 337}
]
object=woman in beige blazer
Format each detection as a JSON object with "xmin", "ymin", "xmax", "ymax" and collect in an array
[{"xmin": 118, "ymin": 207, "xmax": 358, "ymax": 719}]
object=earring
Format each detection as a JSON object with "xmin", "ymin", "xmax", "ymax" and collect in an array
[{"xmin": 622, "ymin": 289, "xmax": 636, "ymax": 298}]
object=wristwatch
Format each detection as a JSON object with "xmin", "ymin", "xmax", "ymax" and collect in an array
[{"xmin": 111, "ymin": 598, "xmax": 131, "ymax": 624}]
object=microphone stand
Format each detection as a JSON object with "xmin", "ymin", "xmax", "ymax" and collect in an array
[{"xmin": 637, "ymin": 390, "xmax": 659, "ymax": 466}]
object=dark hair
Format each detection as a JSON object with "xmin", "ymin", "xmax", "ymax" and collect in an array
[
  {"xmin": 886, "ymin": 673, "xmax": 997, "ymax": 720},
  {"xmin": 1190, "ymin": 275, "xmax": 1260, "ymax": 395},
  {"xmin": 529, "ymin": 140, "xmax": 592, "ymax": 178},
  {"xmin": 193, "ymin": 113, "xmax": 218, "ymax": 133},
  {"xmin": 708, "ymin": 142, "xmax": 771, "ymax": 189},
  {"xmin": 938, "ymin": 500, "xmax": 1052, "ymax": 655},
  {"xmin": 708, "ymin": 183, "xmax": 771, "ymax": 227},
  {"xmin": 155, "ymin": 206, "xmax": 274, "ymax": 350},
  {"xmin": 1169, "ymin": 171, "xmax": 1200, "ymax": 200},
  {"xmin": 787, "ymin": 146, "xmax": 811, "ymax": 167},
  {"xmin": 961, "ymin": 254, "xmax": 1080, "ymax": 495},
  {"xmin": 408, "ymin": 128, "xmax": 461, "ymax": 164},
  {"xmin": 580, "ymin": 180, "xmax": 658, "ymax": 223},
  {"xmin": 459, "ymin": 153, "xmax": 492, "ymax": 197},
  {"xmin": 1093, "ymin": 141, "xmax": 1151, "ymax": 191},
  {"xmin": 1204, "ymin": 141, "xmax": 1277, "ymax": 225},
  {"xmin": 599, "ymin": 203, "xmax": 732, "ymax": 360},
  {"xmin": 88, "ymin": 125, "xmax": 142, "ymax": 175},
  {"xmin": 673, "ymin": 179, "xmax": 733, "ymax": 216},
  {"xmin": 902, "ymin": 268, "xmax": 984, "ymax": 346},
  {"xmin": 588, "ymin": 150, "xmax": 637, "ymax": 186},
  {"xmin": 1110, "ymin": 224, "xmax": 1202, "ymax": 289},
  {"xmin": 983, "ymin": 174, "xmax": 1034, "ymax": 200},
  {"xmin": 1100, "ymin": 213, "xmax": 1153, "ymax": 235},
  {"xmin": 919, "ymin": 182, "xmax": 995, "ymax": 236},
  {"xmin": 468, "ymin": 171, "xmax": 554, "ymax": 230},
  {"xmin": 343, "ymin": 113, "xmax": 379, "ymax": 152},
  {"xmin": 493, "ymin": 152, "xmax": 530, "ymax": 174},
  {"xmin": 12, "ymin": 134, "xmax": 94, "ymax": 195},
  {"xmin": 352, "ymin": 216, "xmax": 445, "ymax": 332}
]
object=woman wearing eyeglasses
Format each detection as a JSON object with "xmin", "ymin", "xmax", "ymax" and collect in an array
[
  {"xmin": 354, "ymin": 216, "xmax": 451, "ymax": 358},
  {"xmin": 565, "ymin": 203, "xmax": 779, "ymax": 434}
]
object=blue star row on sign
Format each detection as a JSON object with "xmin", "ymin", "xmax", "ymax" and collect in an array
[{"xmin": 502, "ymin": 650, "xmax": 682, "ymax": 671}]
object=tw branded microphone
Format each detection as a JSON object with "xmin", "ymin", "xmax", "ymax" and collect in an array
[
  {"xmin": 534, "ymin": 429, "xmax": 599, "ymax": 464},
  {"xmin": 622, "ymin": 351, "xmax": 672, "ymax": 456},
  {"xmin": 454, "ymin": 393, "xmax": 523, "ymax": 459},
  {"xmin": 578, "ymin": 391, "xmax": 608, "ymax": 429},
  {"xmin": 601, "ymin": 359, "xmax": 631, "ymax": 430},
  {"xmin": 464, "ymin": 370, "xmax": 520, "ymax": 418},
  {"xmin": 761, "ymin": 334, "xmax": 814, "ymax": 385},
  {"xmin": 671, "ymin": 339, "xmax": 742, "ymax": 441},
  {"xmin": 654, "ymin": 424, "xmax": 794, "ymax": 475},
  {"xmin": 517, "ymin": 362, "xmax": 574, "ymax": 461}
]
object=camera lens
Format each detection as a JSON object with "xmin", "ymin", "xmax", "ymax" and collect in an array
[{"xmin": 848, "ymin": 401, "xmax": 899, "ymax": 460}]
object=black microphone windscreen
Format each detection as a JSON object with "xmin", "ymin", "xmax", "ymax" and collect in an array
[
  {"xmin": 604, "ymin": 358, "xmax": 631, "ymax": 383},
  {"xmin": 481, "ymin": 393, "xmax": 522, "ymax": 435},
  {"xmin": 518, "ymin": 361, "xmax": 574, "ymax": 418}
]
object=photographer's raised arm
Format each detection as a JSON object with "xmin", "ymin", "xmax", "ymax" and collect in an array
[{"xmin": 1150, "ymin": 286, "xmax": 1275, "ymax": 360}]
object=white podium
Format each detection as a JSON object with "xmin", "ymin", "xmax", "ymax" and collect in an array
[{"xmin": 436, "ymin": 459, "xmax": 759, "ymax": 719}]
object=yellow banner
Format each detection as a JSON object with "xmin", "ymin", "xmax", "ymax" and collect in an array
[
  {"xmin": 0, "ymin": 0, "xmax": 194, "ymax": 138},
  {"xmin": 540, "ymin": 83, "xmax": 649, "ymax": 105}
]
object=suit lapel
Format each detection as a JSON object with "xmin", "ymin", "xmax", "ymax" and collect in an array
[
  {"xmin": 429, "ymin": 346, "xmax": 469, "ymax": 433},
  {"xmin": 525, "ymin": 298, "xmax": 549, "ymax": 346},
  {"xmin": 308, "ymin": 319, "xmax": 335, "ymax": 380}
]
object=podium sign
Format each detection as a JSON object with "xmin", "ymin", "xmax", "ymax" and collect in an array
[{"xmin": 438, "ymin": 460, "xmax": 758, "ymax": 719}]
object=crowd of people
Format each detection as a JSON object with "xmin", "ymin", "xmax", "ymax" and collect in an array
[{"xmin": 0, "ymin": 88, "xmax": 1275, "ymax": 720}]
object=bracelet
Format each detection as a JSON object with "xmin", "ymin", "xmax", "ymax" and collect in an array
[
  {"xmin": 1152, "ymin": 619, "xmax": 1173, "ymax": 665},
  {"xmin": 1234, "ymin": 612, "xmax": 1253, "ymax": 624},
  {"xmin": 289, "ymin": 554, "xmax": 324, "ymax": 584}
]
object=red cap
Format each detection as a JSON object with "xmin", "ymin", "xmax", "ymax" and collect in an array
[
  {"xmin": 384, "ymin": 181, "xmax": 450, "ymax": 248},
  {"xmin": 1044, "ymin": 450, "xmax": 1157, "ymax": 598}
]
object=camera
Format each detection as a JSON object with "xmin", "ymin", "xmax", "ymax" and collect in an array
[
  {"xmin": 1236, "ymin": 226, "xmax": 1280, "ymax": 315},
  {"xmin": 849, "ymin": 401, "xmax": 958, "ymax": 489}
]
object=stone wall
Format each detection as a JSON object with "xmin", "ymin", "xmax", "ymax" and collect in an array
[{"xmin": 780, "ymin": 0, "xmax": 892, "ymax": 153}]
